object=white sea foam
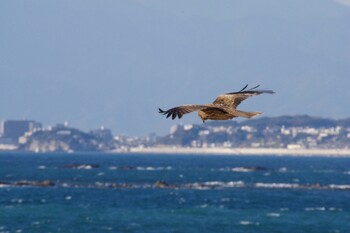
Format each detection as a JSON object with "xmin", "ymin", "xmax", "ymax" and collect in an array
[
  {"xmin": 136, "ymin": 166, "xmax": 173, "ymax": 171},
  {"xmin": 78, "ymin": 165, "xmax": 93, "ymax": 169},
  {"xmin": 267, "ymin": 212, "xmax": 281, "ymax": 217},
  {"xmin": 305, "ymin": 207, "xmax": 326, "ymax": 211},
  {"xmin": 239, "ymin": 221, "xmax": 253, "ymax": 225},
  {"xmin": 255, "ymin": 183, "xmax": 299, "ymax": 189},
  {"xmin": 37, "ymin": 165, "xmax": 46, "ymax": 169},
  {"xmin": 328, "ymin": 184, "xmax": 350, "ymax": 190},
  {"xmin": 11, "ymin": 198, "xmax": 23, "ymax": 204},
  {"xmin": 101, "ymin": 226, "xmax": 113, "ymax": 231},
  {"xmin": 278, "ymin": 167, "xmax": 288, "ymax": 172},
  {"xmin": 204, "ymin": 181, "xmax": 245, "ymax": 188},
  {"xmin": 187, "ymin": 181, "xmax": 245, "ymax": 190},
  {"xmin": 239, "ymin": 221, "xmax": 260, "ymax": 226},
  {"xmin": 231, "ymin": 167, "xmax": 253, "ymax": 172}
]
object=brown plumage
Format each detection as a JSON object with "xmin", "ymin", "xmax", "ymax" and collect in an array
[{"xmin": 159, "ymin": 85, "xmax": 275, "ymax": 123}]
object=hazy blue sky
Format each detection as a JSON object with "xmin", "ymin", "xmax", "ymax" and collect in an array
[{"xmin": 1, "ymin": 0, "xmax": 350, "ymax": 136}]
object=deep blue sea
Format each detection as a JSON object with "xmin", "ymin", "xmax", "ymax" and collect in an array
[{"xmin": 0, "ymin": 152, "xmax": 349, "ymax": 233}]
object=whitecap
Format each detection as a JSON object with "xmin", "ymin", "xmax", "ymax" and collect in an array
[
  {"xmin": 137, "ymin": 166, "xmax": 153, "ymax": 171},
  {"xmin": 267, "ymin": 213, "xmax": 281, "ymax": 217},
  {"xmin": 278, "ymin": 167, "xmax": 288, "ymax": 172},
  {"xmin": 187, "ymin": 181, "xmax": 245, "ymax": 190},
  {"xmin": 78, "ymin": 165, "xmax": 93, "ymax": 169},
  {"xmin": 37, "ymin": 165, "xmax": 46, "ymax": 169},
  {"xmin": 255, "ymin": 183, "xmax": 299, "ymax": 189},
  {"xmin": 239, "ymin": 221, "xmax": 260, "ymax": 226},
  {"xmin": 239, "ymin": 221, "xmax": 252, "ymax": 225},
  {"xmin": 11, "ymin": 199, "xmax": 23, "ymax": 204},
  {"xmin": 328, "ymin": 184, "xmax": 350, "ymax": 190},
  {"xmin": 305, "ymin": 207, "xmax": 326, "ymax": 211},
  {"xmin": 231, "ymin": 167, "xmax": 252, "ymax": 172},
  {"xmin": 204, "ymin": 181, "xmax": 245, "ymax": 188},
  {"xmin": 65, "ymin": 196, "xmax": 72, "ymax": 200},
  {"xmin": 136, "ymin": 166, "xmax": 172, "ymax": 171}
]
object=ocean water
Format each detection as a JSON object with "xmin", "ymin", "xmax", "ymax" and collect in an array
[{"xmin": 0, "ymin": 152, "xmax": 350, "ymax": 233}]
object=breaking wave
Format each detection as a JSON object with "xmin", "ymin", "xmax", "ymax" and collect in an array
[{"xmin": 108, "ymin": 166, "xmax": 173, "ymax": 171}]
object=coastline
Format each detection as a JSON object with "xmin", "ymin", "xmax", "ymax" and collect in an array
[{"xmin": 126, "ymin": 147, "xmax": 350, "ymax": 157}]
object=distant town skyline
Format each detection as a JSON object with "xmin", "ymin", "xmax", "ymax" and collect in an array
[{"xmin": 1, "ymin": 1, "xmax": 350, "ymax": 136}]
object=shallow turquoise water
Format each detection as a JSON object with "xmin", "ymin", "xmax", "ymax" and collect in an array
[{"xmin": 0, "ymin": 153, "xmax": 349, "ymax": 232}]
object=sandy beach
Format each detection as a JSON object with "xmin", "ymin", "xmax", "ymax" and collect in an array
[{"xmin": 126, "ymin": 147, "xmax": 350, "ymax": 157}]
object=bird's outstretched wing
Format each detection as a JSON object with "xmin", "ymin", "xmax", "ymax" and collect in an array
[
  {"xmin": 213, "ymin": 85, "xmax": 275, "ymax": 109},
  {"xmin": 159, "ymin": 104, "xmax": 210, "ymax": 120}
]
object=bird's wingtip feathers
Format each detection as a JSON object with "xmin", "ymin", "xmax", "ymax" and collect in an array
[{"xmin": 239, "ymin": 84, "xmax": 249, "ymax": 92}]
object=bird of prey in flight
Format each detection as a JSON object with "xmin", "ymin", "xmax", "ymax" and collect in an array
[{"xmin": 159, "ymin": 85, "xmax": 274, "ymax": 123}]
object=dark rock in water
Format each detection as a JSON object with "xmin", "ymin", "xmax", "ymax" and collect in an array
[
  {"xmin": 153, "ymin": 180, "xmax": 170, "ymax": 188},
  {"xmin": 107, "ymin": 183, "xmax": 134, "ymax": 189},
  {"xmin": 118, "ymin": 166, "xmax": 136, "ymax": 170},
  {"xmin": 40, "ymin": 180, "xmax": 55, "ymax": 186},
  {"xmin": 0, "ymin": 181, "xmax": 10, "ymax": 186},
  {"xmin": 13, "ymin": 180, "xmax": 55, "ymax": 187},
  {"xmin": 63, "ymin": 163, "xmax": 100, "ymax": 169},
  {"xmin": 250, "ymin": 166, "xmax": 269, "ymax": 171}
]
